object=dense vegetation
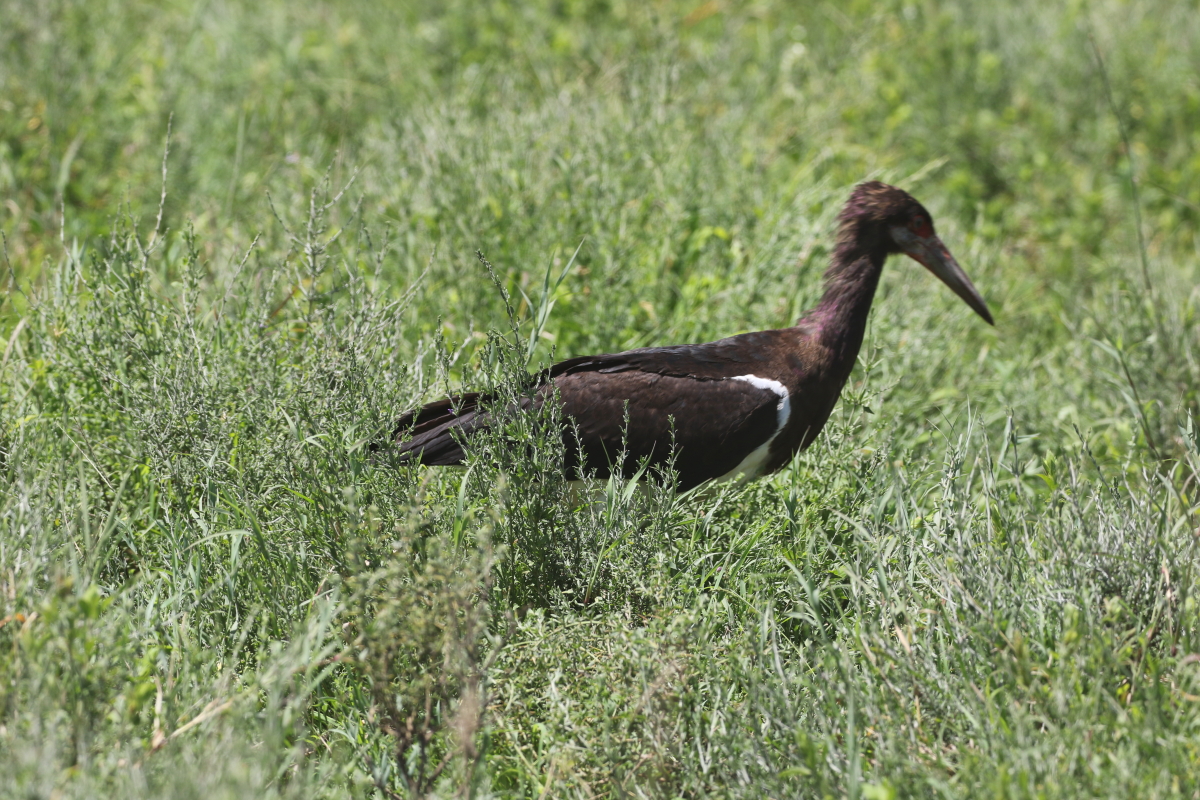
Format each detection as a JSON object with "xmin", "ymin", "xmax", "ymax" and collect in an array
[{"xmin": 3, "ymin": 0, "xmax": 1200, "ymax": 796}]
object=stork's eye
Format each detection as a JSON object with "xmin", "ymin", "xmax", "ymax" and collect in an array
[{"xmin": 910, "ymin": 216, "xmax": 932, "ymax": 238}]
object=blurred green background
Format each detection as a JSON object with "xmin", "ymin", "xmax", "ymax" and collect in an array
[{"xmin": 6, "ymin": 0, "xmax": 1200, "ymax": 452}]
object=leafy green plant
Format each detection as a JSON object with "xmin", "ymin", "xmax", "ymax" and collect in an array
[{"xmin": 342, "ymin": 516, "xmax": 499, "ymax": 799}]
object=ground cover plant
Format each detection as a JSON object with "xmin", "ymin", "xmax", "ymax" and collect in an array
[{"xmin": 3, "ymin": 0, "xmax": 1200, "ymax": 796}]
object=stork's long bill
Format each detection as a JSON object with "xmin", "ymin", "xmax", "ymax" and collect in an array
[{"xmin": 890, "ymin": 224, "xmax": 994, "ymax": 325}]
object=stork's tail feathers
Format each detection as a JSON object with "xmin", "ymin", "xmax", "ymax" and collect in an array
[{"xmin": 390, "ymin": 392, "xmax": 486, "ymax": 466}]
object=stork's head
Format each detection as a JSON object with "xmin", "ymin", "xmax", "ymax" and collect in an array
[{"xmin": 839, "ymin": 181, "xmax": 994, "ymax": 325}]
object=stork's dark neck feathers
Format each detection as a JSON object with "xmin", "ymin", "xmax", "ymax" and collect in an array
[{"xmin": 802, "ymin": 192, "xmax": 897, "ymax": 368}]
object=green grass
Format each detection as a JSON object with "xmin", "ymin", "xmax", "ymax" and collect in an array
[{"xmin": 3, "ymin": 0, "xmax": 1200, "ymax": 796}]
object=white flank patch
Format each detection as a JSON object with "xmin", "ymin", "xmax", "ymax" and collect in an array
[
  {"xmin": 716, "ymin": 375, "xmax": 791, "ymax": 483},
  {"xmin": 730, "ymin": 375, "xmax": 791, "ymax": 428}
]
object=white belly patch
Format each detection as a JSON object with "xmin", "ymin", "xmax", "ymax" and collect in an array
[{"xmin": 716, "ymin": 375, "xmax": 791, "ymax": 483}]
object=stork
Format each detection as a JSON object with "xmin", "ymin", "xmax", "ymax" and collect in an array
[{"xmin": 392, "ymin": 182, "xmax": 993, "ymax": 491}]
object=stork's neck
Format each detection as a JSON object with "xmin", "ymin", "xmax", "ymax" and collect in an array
[{"xmin": 803, "ymin": 245, "xmax": 886, "ymax": 376}]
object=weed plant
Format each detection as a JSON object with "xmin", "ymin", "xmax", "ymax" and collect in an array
[{"xmin": 3, "ymin": 0, "xmax": 1200, "ymax": 797}]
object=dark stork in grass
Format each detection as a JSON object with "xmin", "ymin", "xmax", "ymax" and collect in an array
[{"xmin": 391, "ymin": 182, "xmax": 993, "ymax": 492}]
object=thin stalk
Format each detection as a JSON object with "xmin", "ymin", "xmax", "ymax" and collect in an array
[{"xmin": 1087, "ymin": 30, "xmax": 1152, "ymax": 295}]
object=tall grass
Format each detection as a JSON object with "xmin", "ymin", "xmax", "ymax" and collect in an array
[{"xmin": 2, "ymin": 0, "xmax": 1200, "ymax": 796}]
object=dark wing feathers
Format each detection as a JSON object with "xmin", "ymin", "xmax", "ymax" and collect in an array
[
  {"xmin": 391, "ymin": 331, "xmax": 787, "ymax": 486},
  {"xmin": 555, "ymin": 369, "xmax": 780, "ymax": 489},
  {"xmin": 549, "ymin": 331, "xmax": 776, "ymax": 381}
]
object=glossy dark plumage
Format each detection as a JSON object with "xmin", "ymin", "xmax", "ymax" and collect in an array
[{"xmin": 392, "ymin": 182, "xmax": 993, "ymax": 491}]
